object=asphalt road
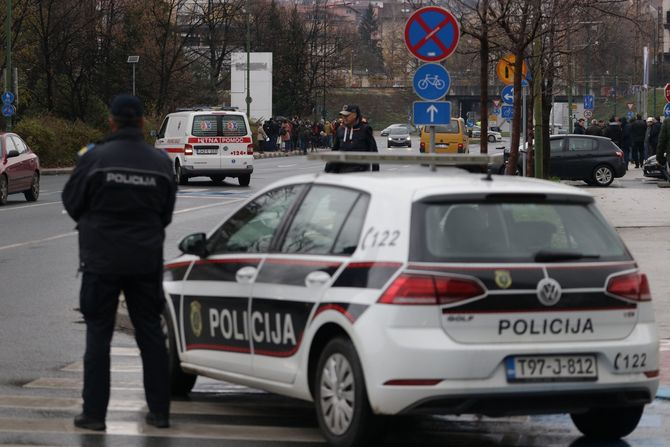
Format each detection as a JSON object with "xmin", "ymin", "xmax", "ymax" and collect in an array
[{"xmin": 0, "ymin": 140, "xmax": 669, "ymax": 446}]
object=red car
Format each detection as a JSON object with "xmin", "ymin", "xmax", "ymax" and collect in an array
[{"xmin": 0, "ymin": 133, "xmax": 40, "ymax": 205}]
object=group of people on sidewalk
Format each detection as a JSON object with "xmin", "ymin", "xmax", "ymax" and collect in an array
[
  {"xmin": 573, "ymin": 114, "xmax": 662, "ymax": 169},
  {"xmin": 256, "ymin": 116, "xmax": 339, "ymax": 154}
]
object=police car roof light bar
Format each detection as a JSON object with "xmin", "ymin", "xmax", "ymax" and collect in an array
[{"xmin": 307, "ymin": 151, "xmax": 504, "ymax": 166}]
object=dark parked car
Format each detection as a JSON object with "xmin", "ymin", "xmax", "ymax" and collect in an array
[
  {"xmin": 380, "ymin": 123, "xmax": 415, "ymax": 136},
  {"xmin": 502, "ymin": 134, "xmax": 625, "ymax": 187},
  {"xmin": 0, "ymin": 132, "xmax": 40, "ymax": 205}
]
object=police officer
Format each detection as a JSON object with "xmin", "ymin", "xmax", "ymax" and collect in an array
[
  {"xmin": 62, "ymin": 94, "xmax": 176, "ymax": 431},
  {"xmin": 325, "ymin": 104, "xmax": 379, "ymax": 173}
]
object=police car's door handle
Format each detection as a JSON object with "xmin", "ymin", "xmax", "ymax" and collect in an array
[
  {"xmin": 235, "ymin": 266, "xmax": 258, "ymax": 284},
  {"xmin": 305, "ymin": 271, "xmax": 331, "ymax": 288}
]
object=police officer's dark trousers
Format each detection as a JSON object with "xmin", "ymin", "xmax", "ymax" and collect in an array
[{"xmin": 80, "ymin": 271, "xmax": 170, "ymax": 419}]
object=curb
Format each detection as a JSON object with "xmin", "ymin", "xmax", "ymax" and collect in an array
[
  {"xmin": 41, "ymin": 149, "xmax": 325, "ymax": 175},
  {"xmin": 657, "ymin": 386, "xmax": 670, "ymax": 400}
]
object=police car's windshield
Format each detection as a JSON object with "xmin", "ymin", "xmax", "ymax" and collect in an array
[{"xmin": 411, "ymin": 201, "xmax": 630, "ymax": 263}]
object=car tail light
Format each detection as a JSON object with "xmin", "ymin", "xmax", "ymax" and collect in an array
[
  {"xmin": 606, "ymin": 272, "xmax": 651, "ymax": 302},
  {"xmin": 458, "ymin": 143, "xmax": 464, "ymax": 153},
  {"xmin": 184, "ymin": 144, "xmax": 194, "ymax": 156},
  {"xmin": 615, "ymin": 150, "xmax": 624, "ymax": 158},
  {"xmin": 378, "ymin": 274, "xmax": 485, "ymax": 305},
  {"xmin": 420, "ymin": 142, "xmax": 425, "ymax": 153},
  {"xmin": 247, "ymin": 144, "xmax": 254, "ymax": 155}
]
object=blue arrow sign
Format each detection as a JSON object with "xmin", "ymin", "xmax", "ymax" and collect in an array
[
  {"xmin": 664, "ymin": 103, "xmax": 670, "ymax": 118},
  {"xmin": 405, "ymin": 7, "xmax": 460, "ymax": 62},
  {"xmin": 2, "ymin": 91, "xmax": 14, "ymax": 104},
  {"xmin": 626, "ymin": 111, "xmax": 635, "ymax": 119},
  {"xmin": 584, "ymin": 95, "xmax": 594, "ymax": 110},
  {"xmin": 413, "ymin": 101, "xmax": 451, "ymax": 125},
  {"xmin": 413, "ymin": 63, "xmax": 450, "ymax": 101},
  {"xmin": 2, "ymin": 104, "xmax": 15, "ymax": 117},
  {"xmin": 501, "ymin": 86, "xmax": 514, "ymax": 105},
  {"xmin": 501, "ymin": 105, "xmax": 514, "ymax": 120}
]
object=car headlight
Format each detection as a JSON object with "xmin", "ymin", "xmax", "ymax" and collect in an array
[
  {"xmin": 406, "ymin": 136, "xmax": 411, "ymax": 140},
  {"xmin": 388, "ymin": 137, "xmax": 392, "ymax": 141}
]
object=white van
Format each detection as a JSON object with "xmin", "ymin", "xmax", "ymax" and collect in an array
[{"xmin": 154, "ymin": 109, "xmax": 254, "ymax": 186}]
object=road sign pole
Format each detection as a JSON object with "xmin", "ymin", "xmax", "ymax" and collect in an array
[
  {"xmin": 5, "ymin": 0, "xmax": 12, "ymax": 131},
  {"xmin": 429, "ymin": 125, "xmax": 436, "ymax": 172},
  {"xmin": 522, "ymin": 85, "xmax": 527, "ymax": 177}
]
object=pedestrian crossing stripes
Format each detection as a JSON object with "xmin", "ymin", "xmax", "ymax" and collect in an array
[
  {"xmin": 0, "ymin": 345, "xmax": 666, "ymax": 446},
  {"xmin": 661, "ymin": 339, "xmax": 670, "ymax": 352}
]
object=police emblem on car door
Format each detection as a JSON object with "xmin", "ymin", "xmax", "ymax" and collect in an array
[
  {"xmin": 251, "ymin": 185, "xmax": 370, "ymax": 383},
  {"xmin": 178, "ymin": 184, "xmax": 306, "ymax": 375}
]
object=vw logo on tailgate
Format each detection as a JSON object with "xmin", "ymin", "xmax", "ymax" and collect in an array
[{"xmin": 536, "ymin": 278, "xmax": 562, "ymax": 307}]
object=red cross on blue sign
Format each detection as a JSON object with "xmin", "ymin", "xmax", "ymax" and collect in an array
[{"xmin": 404, "ymin": 7, "xmax": 460, "ymax": 62}]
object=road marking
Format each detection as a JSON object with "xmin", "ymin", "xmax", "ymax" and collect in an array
[
  {"xmin": 0, "ymin": 417, "xmax": 324, "ymax": 442},
  {"xmin": 0, "ymin": 231, "xmax": 77, "ymax": 251},
  {"xmin": 61, "ymin": 361, "xmax": 142, "ymax": 373},
  {"xmin": 111, "ymin": 347, "xmax": 140, "ymax": 356},
  {"xmin": 0, "ymin": 200, "xmax": 62, "ymax": 212},
  {"xmin": 24, "ymin": 377, "xmax": 143, "ymax": 391},
  {"xmin": 660, "ymin": 339, "xmax": 670, "ymax": 351},
  {"xmin": 174, "ymin": 198, "xmax": 246, "ymax": 215},
  {"xmin": 277, "ymin": 164, "xmax": 296, "ymax": 168}
]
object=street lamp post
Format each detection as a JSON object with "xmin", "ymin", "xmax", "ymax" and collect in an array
[
  {"xmin": 127, "ymin": 56, "xmax": 139, "ymax": 96},
  {"xmin": 5, "ymin": 0, "xmax": 12, "ymax": 131},
  {"xmin": 245, "ymin": 0, "xmax": 251, "ymax": 119}
]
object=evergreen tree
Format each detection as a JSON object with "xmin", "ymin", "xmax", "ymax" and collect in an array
[{"xmin": 357, "ymin": 5, "xmax": 384, "ymax": 74}]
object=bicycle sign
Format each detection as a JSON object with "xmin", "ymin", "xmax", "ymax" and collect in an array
[{"xmin": 412, "ymin": 63, "xmax": 450, "ymax": 101}]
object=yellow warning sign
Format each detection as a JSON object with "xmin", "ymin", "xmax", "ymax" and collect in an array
[{"xmin": 496, "ymin": 54, "xmax": 528, "ymax": 86}]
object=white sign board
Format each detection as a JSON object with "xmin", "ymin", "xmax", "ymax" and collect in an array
[{"xmin": 230, "ymin": 52, "xmax": 273, "ymax": 122}]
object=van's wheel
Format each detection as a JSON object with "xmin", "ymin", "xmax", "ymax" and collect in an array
[
  {"xmin": 162, "ymin": 309, "xmax": 197, "ymax": 396},
  {"xmin": 314, "ymin": 337, "xmax": 381, "ymax": 447},
  {"xmin": 570, "ymin": 405, "xmax": 644, "ymax": 440},
  {"xmin": 238, "ymin": 174, "xmax": 251, "ymax": 187},
  {"xmin": 24, "ymin": 172, "xmax": 40, "ymax": 202},
  {"xmin": 175, "ymin": 161, "xmax": 188, "ymax": 185},
  {"xmin": 0, "ymin": 174, "xmax": 8, "ymax": 205},
  {"xmin": 488, "ymin": 135, "xmax": 496, "ymax": 142},
  {"xmin": 592, "ymin": 164, "xmax": 614, "ymax": 186}
]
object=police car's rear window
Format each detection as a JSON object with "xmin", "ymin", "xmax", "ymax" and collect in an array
[
  {"xmin": 192, "ymin": 114, "xmax": 247, "ymax": 137},
  {"xmin": 411, "ymin": 201, "xmax": 630, "ymax": 263}
]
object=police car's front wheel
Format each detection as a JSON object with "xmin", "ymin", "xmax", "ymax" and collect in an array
[
  {"xmin": 570, "ymin": 405, "xmax": 644, "ymax": 440},
  {"xmin": 238, "ymin": 174, "xmax": 250, "ymax": 187},
  {"xmin": 162, "ymin": 309, "xmax": 197, "ymax": 396},
  {"xmin": 314, "ymin": 338, "xmax": 381, "ymax": 447}
]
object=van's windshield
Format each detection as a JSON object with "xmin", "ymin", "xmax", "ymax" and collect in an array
[{"xmin": 192, "ymin": 114, "xmax": 247, "ymax": 137}]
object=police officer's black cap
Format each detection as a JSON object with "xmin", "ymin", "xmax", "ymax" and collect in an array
[
  {"xmin": 339, "ymin": 104, "xmax": 360, "ymax": 117},
  {"xmin": 110, "ymin": 94, "xmax": 144, "ymax": 120}
]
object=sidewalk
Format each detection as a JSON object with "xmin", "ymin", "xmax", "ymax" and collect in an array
[{"xmin": 40, "ymin": 148, "xmax": 323, "ymax": 175}]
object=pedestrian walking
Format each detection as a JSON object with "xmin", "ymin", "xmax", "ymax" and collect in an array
[
  {"xmin": 620, "ymin": 117, "xmax": 632, "ymax": 168},
  {"xmin": 256, "ymin": 120, "xmax": 268, "ymax": 153},
  {"xmin": 62, "ymin": 94, "xmax": 176, "ymax": 431},
  {"xmin": 326, "ymin": 104, "xmax": 379, "ymax": 173},
  {"xmin": 602, "ymin": 116, "xmax": 623, "ymax": 148},
  {"xmin": 630, "ymin": 114, "xmax": 647, "ymax": 168}
]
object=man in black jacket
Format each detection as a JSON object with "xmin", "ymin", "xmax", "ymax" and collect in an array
[
  {"xmin": 62, "ymin": 95, "xmax": 176, "ymax": 431},
  {"xmin": 326, "ymin": 104, "xmax": 379, "ymax": 173}
]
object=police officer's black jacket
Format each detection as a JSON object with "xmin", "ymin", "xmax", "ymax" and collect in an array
[
  {"xmin": 326, "ymin": 119, "xmax": 379, "ymax": 173},
  {"xmin": 62, "ymin": 127, "xmax": 177, "ymax": 275}
]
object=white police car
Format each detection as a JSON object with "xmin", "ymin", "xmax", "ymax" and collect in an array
[{"xmin": 163, "ymin": 153, "xmax": 659, "ymax": 447}]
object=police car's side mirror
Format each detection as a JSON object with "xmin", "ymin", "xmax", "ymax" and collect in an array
[
  {"xmin": 178, "ymin": 233, "xmax": 208, "ymax": 258},
  {"xmin": 6, "ymin": 150, "xmax": 19, "ymax": 158}
]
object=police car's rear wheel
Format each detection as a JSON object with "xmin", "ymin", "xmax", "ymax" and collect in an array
[
  {"xmin": 314, "ymin": 338, "xmax": 380, "ymax": 447},
  {"xmin": 0, "ymin": 175, "xmax": 7, "ymax": 205},
  {"xmin": 24, "ymin": 172, "xmax": 39, "ymax": 202},
  {"xmin": 570, "ymin": 405, "xmax": 643, "ymax": 440},
  {"xmin": 162, "ymin": 309, "xmax": 197, "ymax": 396},
  {"xmin": 238, "ymin": 174, "xmax": 250, "ymax": 187}
]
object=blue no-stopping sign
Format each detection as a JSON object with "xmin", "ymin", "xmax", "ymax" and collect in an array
[{"xmin": 404, "ymin": 7, "xmax": 460, "ymax": 62}]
